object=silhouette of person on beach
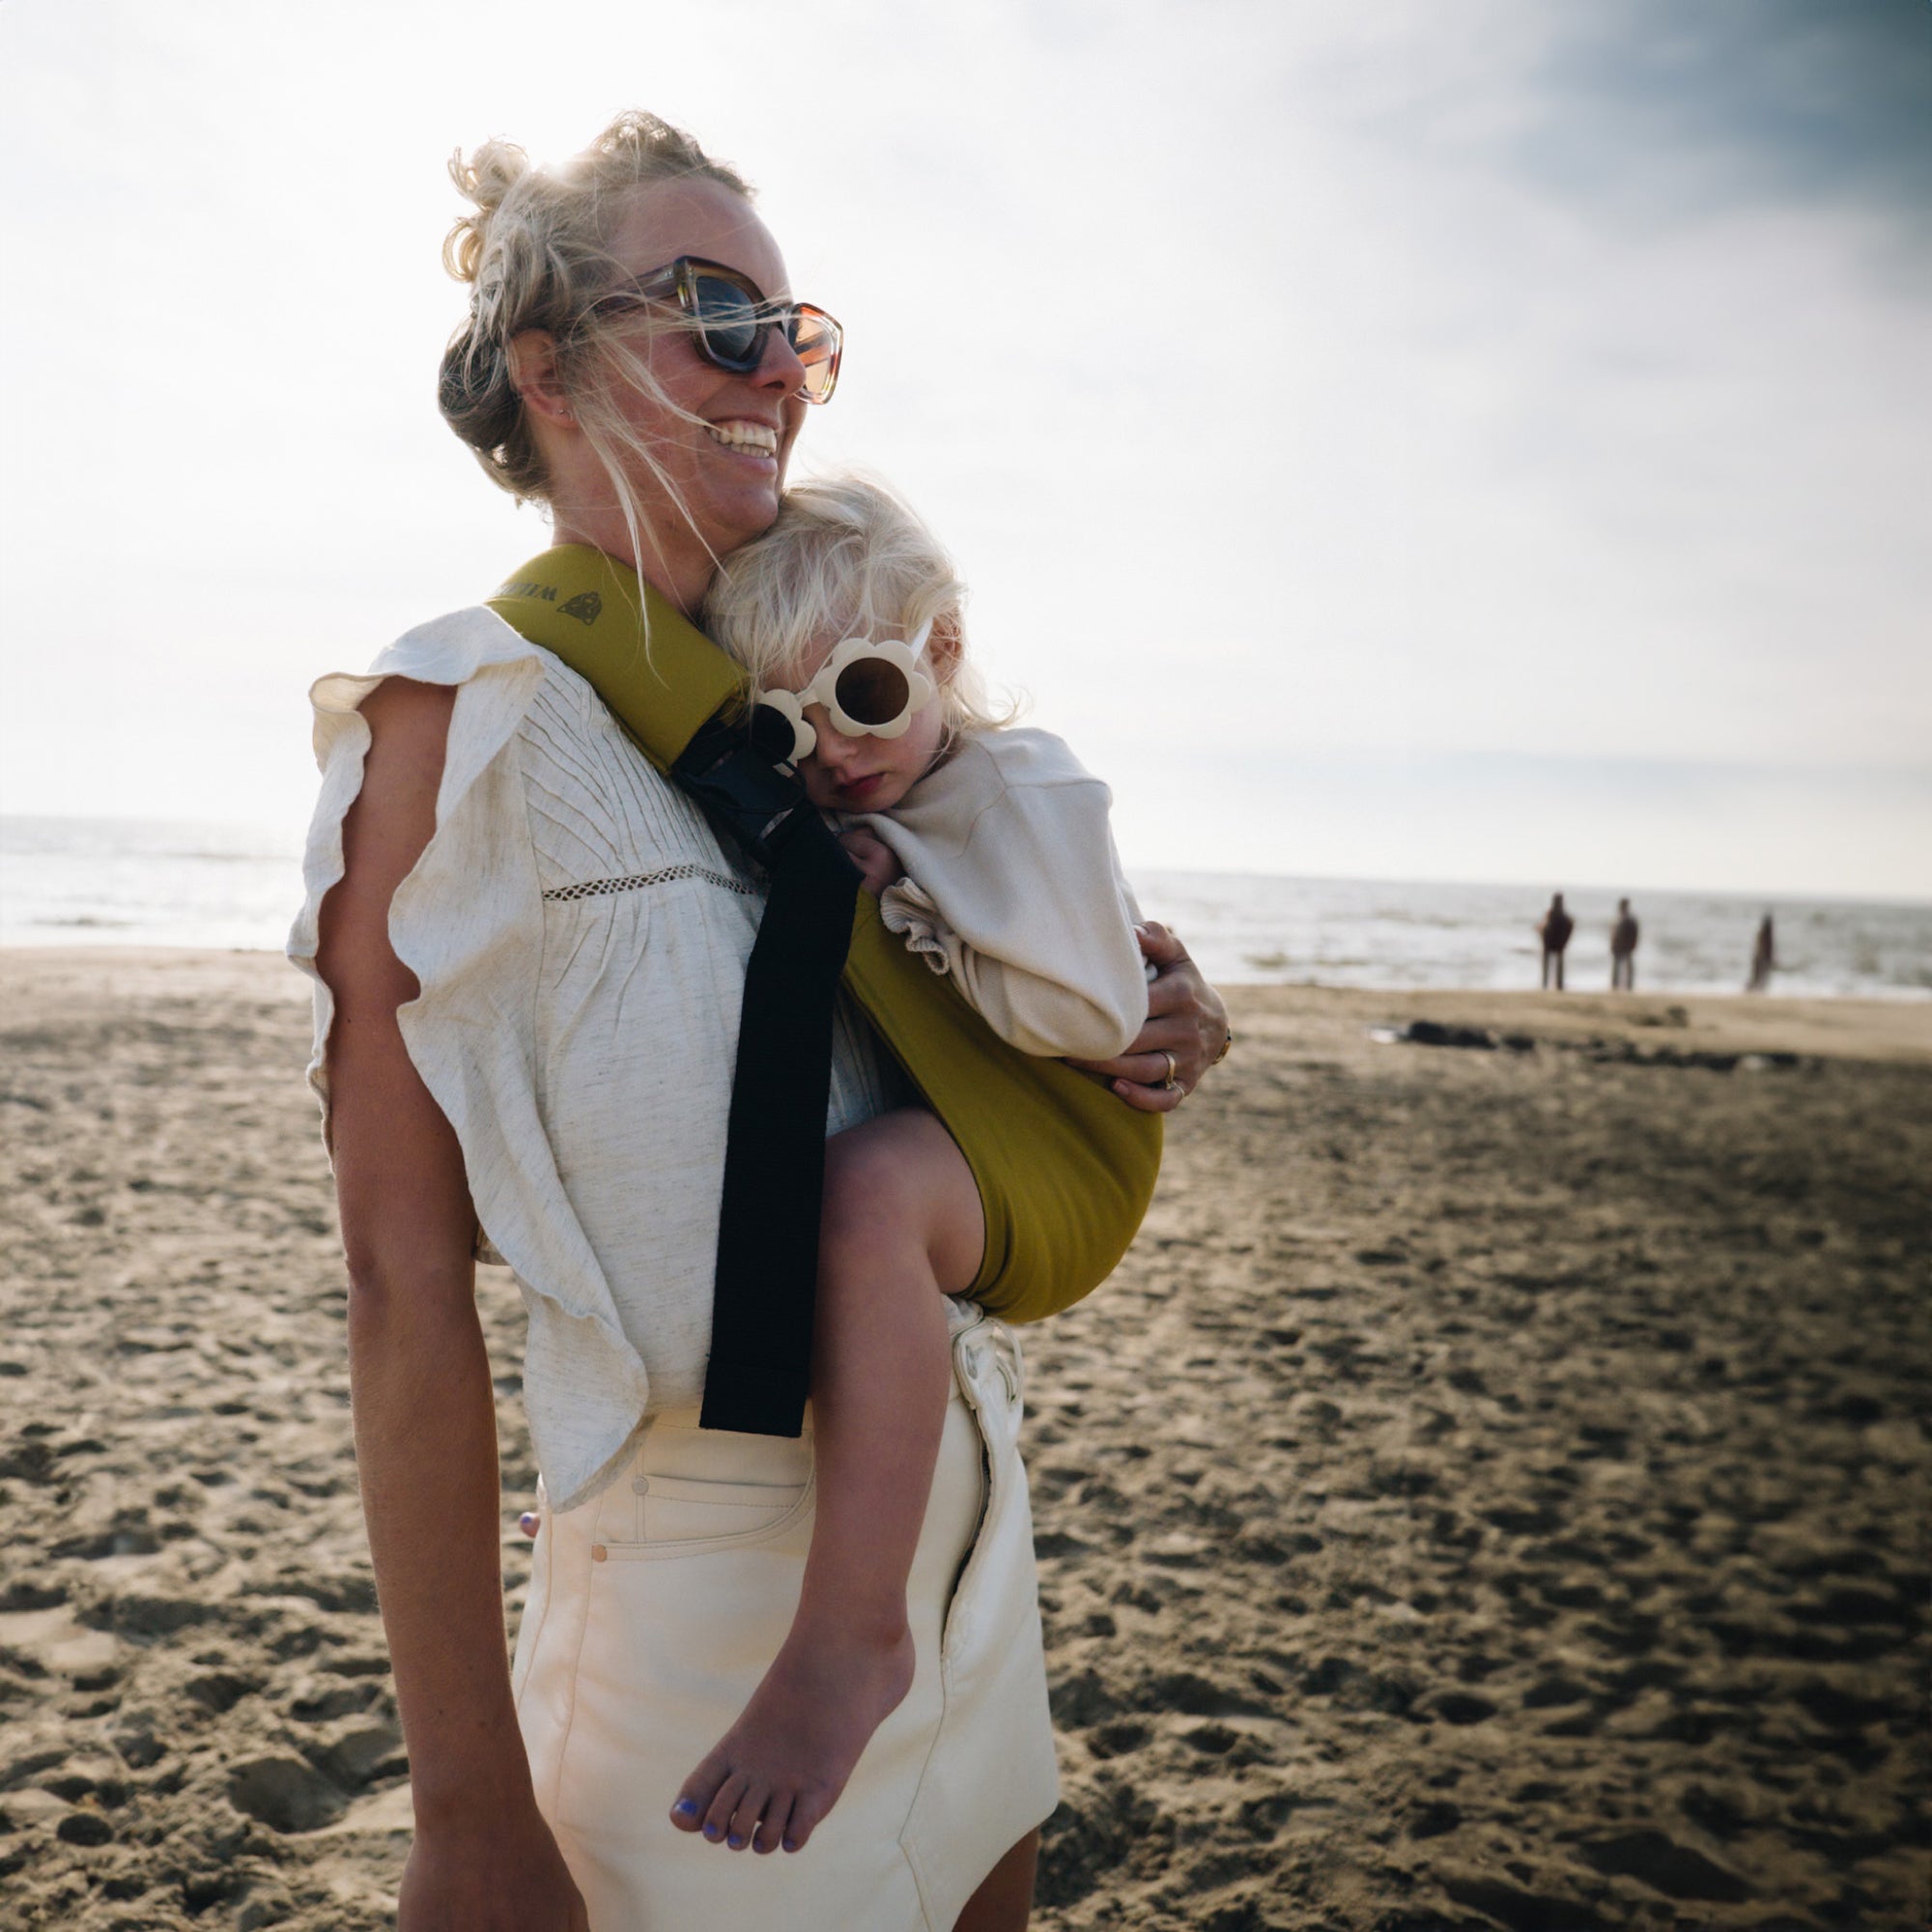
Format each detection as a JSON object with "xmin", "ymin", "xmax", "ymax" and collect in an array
[
  {"xmin": 1610, "ymin": 897, "xmax": 1639, "ymax": 991},
  {"xmin": 1747, "ymin": 914, "xmax": 1777, "ymax": 993},
  {"xmin": 1538, "ymin": 893, "xmax": 1575, "ymax": 990}
]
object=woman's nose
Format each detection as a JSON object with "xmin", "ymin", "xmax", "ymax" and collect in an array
[{"xmin": 753, "ymin": 320, "xmax": 809, "ymax": 399}]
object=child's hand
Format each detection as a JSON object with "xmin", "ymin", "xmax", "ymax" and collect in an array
[{"xmin": 838, "ymin": 827, "xmax": 903, "ymax": 895}]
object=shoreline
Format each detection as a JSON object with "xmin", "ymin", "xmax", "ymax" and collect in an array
[{"xmin": 4, "ymin": 944, "xmax": 1928, "ymax": 1056}]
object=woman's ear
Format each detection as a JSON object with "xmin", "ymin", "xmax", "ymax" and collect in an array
[{"xmin": 507, "ymin": 329, "xmax": 574, "ymax": 424}]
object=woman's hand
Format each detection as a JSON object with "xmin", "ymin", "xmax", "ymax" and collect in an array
[
  {"xmin": 1066, "ymin": 923, "xmax": 1232, "ymax": 1113},
  {"xmin": 400, "ymin": 1808, "xmax": 589, "ymax": 1930}
]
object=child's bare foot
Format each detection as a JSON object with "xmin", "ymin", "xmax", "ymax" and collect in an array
[{"xmin": 668, "ymin": 1618, "xmax": 916, "ymax": 1854}]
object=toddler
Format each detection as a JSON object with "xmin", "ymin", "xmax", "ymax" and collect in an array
[{"xmin": 668, "ymin": 476, "xmax": 1151, "ymax": 1857}]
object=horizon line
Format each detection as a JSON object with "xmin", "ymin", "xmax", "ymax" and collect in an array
[{"xmin": 4, "ymin": 809, "xmax": 1929, "ymax": 913}]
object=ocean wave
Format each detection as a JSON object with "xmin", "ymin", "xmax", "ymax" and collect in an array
[{"xmin": 4, "ymin": 818, "xmax": 1928, "ymax": 998}]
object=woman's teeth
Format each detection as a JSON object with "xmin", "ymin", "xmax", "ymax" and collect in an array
[{"xmin": 706, "ymin": 421, "xmax": 778, "ymax": 455}]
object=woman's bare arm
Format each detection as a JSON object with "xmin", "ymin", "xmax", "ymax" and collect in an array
[
  {"xmin": 1065, "ymin": 922, "xmax": 1232, "ymax": 1114},
  {"xmin": 317, "ymin": 678, "xmax": 587, "ymax": 1931}
]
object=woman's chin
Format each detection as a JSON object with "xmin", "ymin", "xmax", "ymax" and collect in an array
[{"xmin": 698, "ymin": 473, "xmax": 785, "ymax": 554}]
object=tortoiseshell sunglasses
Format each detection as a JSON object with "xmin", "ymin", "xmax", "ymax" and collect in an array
[{"xmin": 586, "ymin": 256, "xmax": 842, "ymax": 404}]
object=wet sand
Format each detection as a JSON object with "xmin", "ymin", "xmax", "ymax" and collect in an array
[{"xmin": 1, "ymin": 951, "xmax": 1926, "ymax": 1930}]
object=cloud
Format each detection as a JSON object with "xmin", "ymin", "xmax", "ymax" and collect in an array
[{"xmin": 1518, "ymin": 0, "xmax": 1932, "ymax": 252}]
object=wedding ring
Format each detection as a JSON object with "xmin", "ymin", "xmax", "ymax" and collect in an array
[{"xmin": 1159, "ymin": 1049, "xmax": 1179, "ymax": 1093}]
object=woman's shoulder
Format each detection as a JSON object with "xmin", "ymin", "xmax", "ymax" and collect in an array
[
  {"xmin": 298, "ymin": 603, "xmax": 739, "ymax": 934},
  {"xmin": 353, "ymin": 611, "xmax": 736, "ymax": 896},
  {"xmin": 355, "ymin": 672, "xmax": 455, "ymax": 744},
  {"xmin": 305, "ymin": 607, "xmax": 639, "ymax": 801},
  {"xmin": 298, "ymin": 612, "xmax": 551, "ymax": 973},
  {"xmin": 307, "ymin": 606, "xmax": 543, "ymax": 721}
]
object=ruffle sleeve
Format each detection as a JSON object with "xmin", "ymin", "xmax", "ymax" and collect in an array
[{"xmin": 287, "ymin": 607, "xmax": 656, "ymax": 1510}]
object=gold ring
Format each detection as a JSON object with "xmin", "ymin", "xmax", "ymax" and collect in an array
[{"xmin": 1159, "ymin": 1049, "xmax": 1179, "ymax": 1093}]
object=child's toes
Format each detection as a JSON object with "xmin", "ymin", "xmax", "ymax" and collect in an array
[
  {"xmin": 753, "ymin": 1793, "xmax": 795, "ymax": 1855},
  {"xmin": 726, "ymin": 1784, "xmax": 771, "ymax": 1852},
  {"xmin": 670, "ymin": 1748, "xmax": 733, "ymax": 1833},
  {"xmin": 701, "ymin": 1772, "xmax": 750, "ymax": 1845},
  {"xmin": 782, "ymin": 1787, "xmax": 834, "ymax": 1854}
]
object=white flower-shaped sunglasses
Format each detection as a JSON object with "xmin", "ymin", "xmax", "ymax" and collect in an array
[{"xmin": 756, "ymin": 620, "xmax": 938, "ymax": 766}]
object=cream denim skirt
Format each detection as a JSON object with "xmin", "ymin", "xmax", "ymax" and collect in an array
[{"xmin": 512, "ymin": 1307, "xmax": 1060, "ymax": 1932}]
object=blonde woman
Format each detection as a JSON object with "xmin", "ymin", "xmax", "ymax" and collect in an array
[{"xmin": 292, "ymin": 112, "xmax": 1228, "ymax": 1932}]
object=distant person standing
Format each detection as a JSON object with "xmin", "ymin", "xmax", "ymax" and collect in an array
[
  {"xmin": 1747, "ymin": 914, "xmax": 1777, "ymax": 992},
  {"xmin": 1610, "ymin": 897, "xmax": 1639, "ymax": 991},
  {"xmin": 1538, "ymin": 893, "xmax": 1575, "ymax": 990}
]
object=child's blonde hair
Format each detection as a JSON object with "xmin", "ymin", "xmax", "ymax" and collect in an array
[{"xmin": 701, "ymin": 474, "xmax": 1016, "ymax": 738}]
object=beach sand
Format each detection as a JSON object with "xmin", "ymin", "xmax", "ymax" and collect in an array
[{"xmin": 1, "ymin": 950, "xmax": 1925, "ymax": 1930}]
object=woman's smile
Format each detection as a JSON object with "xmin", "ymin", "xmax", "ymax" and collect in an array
[
  {"xmin": 705, "ymin": 417, "xmax": 781, "ymax": 461},
  {"xmin": 589, "ymin": 178, "xmax": 809, "ymax": 578}
]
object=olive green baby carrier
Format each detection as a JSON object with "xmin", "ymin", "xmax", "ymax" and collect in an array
[{"xmin": 490, "ymin": 546, "xmax": 1160, "ymax": 1433}]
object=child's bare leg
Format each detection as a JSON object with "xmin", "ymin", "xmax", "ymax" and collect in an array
[{"xmin": 670, "ymin": 1109, "xmax": 983, "ymax": 1856}]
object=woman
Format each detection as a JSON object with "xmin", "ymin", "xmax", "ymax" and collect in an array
[{"xmin": 293, "ymin": 112, "xmax": 1229, "ymax": 1931}]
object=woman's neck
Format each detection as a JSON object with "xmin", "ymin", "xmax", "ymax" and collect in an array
[{"xmin": 550, "ymin": 505, "xmax": 715, "ymax": 618}]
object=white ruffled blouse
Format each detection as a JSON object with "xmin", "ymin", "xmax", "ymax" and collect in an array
[{"xmin": 287, "ymin": 608, "xmax": 898, "ymax": 1511}]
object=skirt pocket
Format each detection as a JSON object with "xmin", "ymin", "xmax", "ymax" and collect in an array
[{"xmin": 597, "ymin": 1469, "xmax": 814, "ymax": 1559}]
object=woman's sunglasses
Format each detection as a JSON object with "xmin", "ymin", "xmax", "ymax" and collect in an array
[
  {"xmin": 587, "ymin": 256, "xmax": 842, "ymax": 405},
  {"xmin": 756, "ymin": 623, "xmax": 937, "ymax": 765}
]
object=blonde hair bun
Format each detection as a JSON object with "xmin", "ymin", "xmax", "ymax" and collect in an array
[
  {"xmin": 435, "ymin": 111, "xmax": 753, "ymax": 507},
  {"xmin": 442, "ymin": 137, "xmax": 535, "ymax": 285}
]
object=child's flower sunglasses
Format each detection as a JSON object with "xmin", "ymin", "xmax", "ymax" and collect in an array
[
  {"xmin": 757, "ymin": 622, "xmax": 938, "ymax": 765},
  {"xmin": 585, "ymin": 256, "xmax": 843, "ymax": 405}
]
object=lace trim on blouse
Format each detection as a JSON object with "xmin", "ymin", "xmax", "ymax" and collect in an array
[{"xmin": 543, "ymin": 865, "xmax": 758, "ymax": 903}]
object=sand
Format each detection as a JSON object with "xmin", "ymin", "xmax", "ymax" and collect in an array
[{"xmin": 1, "ymin": 950, "xmax": 1925, "ymax": 1931}]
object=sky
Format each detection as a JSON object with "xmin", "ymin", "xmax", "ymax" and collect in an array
[{"xmin": 2, "ymin": 0, "xmax": 1928, "ymax": 899}]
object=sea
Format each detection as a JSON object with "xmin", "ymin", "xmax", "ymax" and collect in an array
[{"xmin": 1, "ymin": 815, "xmax": 1927, "ymax": 1002}]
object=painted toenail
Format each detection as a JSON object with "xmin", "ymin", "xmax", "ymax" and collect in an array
[
  {"xmin": 782, "ymin": 1836, "xmax": 799, "ymax": 1853},
  {"xmin": 727, "ymin": 1833, "xmax": 746, "ymax": 1849},
  {"xmin": 703, "ymin": 1824, "xmax": 723, "ymax": 1841},
  {"xmin": 671, "ymin": 1799, "xmax": 698, "ymax": 1820}
]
